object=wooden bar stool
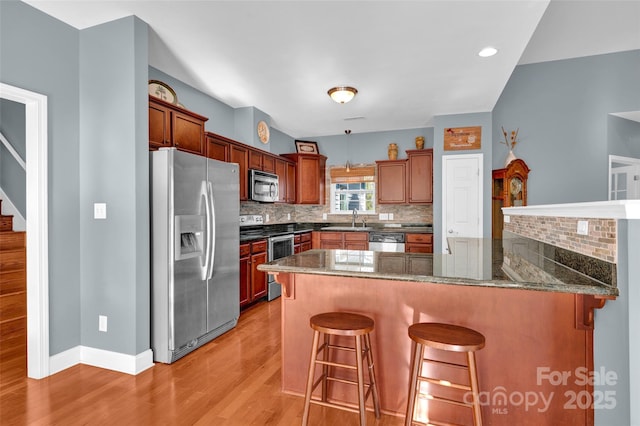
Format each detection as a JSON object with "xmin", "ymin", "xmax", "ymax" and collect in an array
[
  {"xmin": 405, "ymin": 323, "xmax": 485, "ymax": 426},
  {"xmin": 302, "ymin": 312, "xmax": 381, "ymax": 426}
]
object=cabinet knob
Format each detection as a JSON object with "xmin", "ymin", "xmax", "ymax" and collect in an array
[{"xmin": 448, "ymin": 229, "xmax": 453, "ymax": 234}]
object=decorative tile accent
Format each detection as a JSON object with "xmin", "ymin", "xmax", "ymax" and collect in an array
[{"xmin": 504, "ymin": 215, "xmax": 617, "ymax": 263}]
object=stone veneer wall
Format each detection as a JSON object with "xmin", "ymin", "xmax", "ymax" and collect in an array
[{"xmin": 503, "ymin": 215, "xmax": 617, "ymax": 263}]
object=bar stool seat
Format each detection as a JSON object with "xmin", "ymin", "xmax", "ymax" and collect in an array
[
  {"xmin": 405, "ymin": 323, "xmax": 485, "ymax": 426},
  {"xmin": 302, "ymin": 312, "xmax": 381, "ymax": 426}
]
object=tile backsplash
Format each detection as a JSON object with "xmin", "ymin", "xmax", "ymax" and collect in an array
[
  {"xmin": 504, "ymin": 215, "xmax": 617, "ymax": 263},
  {"xmin": 240, "ymin": 201, "xmax": 433, "ymax": 225}
]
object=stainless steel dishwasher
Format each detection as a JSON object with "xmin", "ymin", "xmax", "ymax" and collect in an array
[{"xmin": 368, "ymin": 232, "xmax": 405, "ymax": 252}]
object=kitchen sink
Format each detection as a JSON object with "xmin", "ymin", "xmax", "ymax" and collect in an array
[{"xmin": 321, "ymin": 226, "xmax": 373, "ymax": 231}]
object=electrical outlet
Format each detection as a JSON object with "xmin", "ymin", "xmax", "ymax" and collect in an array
[
  {"xmin": 99, "ymin": 315, "xmax": 108, "ymax": 332},
  {"xmin": 577, "ymin": 220, "xmax": 589, "ymax": 236},
  {"xmin": 287, "ymin": 213, "xmax": 291, "ymax": 220},
  {"xmin": 379, "ymin": 213, "xmax": 388, "ymax": 220},
  {"xmin": 388, "ymin": 213, "xmax": 394, "ymax": 220},
  {"xmin": 94, "ymin": 203, "xmax": 107, "ymax": 219},
  {"xmin": 265, "ymin": 214, "xmax": 269, "ymax": 222},
  {"xmin": 322, "ymin": 213, "xmax": 327, "ymax": 220}
]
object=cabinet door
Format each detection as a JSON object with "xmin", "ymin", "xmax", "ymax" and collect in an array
[
  {"xmin": 319, "ymin": 232, "xmax": 343, "ymax": 249},
  {"xmin": 262, "ymin": 155, "xmax": 276, "ymax": 173},
  {"xmin": 407, "ymin": 149, "xmax": 433, "ymax": 203},
  {"xmin": 149, "ymin": 102, "xmax": 171, "ymax": 149},
  {"xmin": 230, "ymin": 144, "xmax": 249, "ymax": 201},
  {"xmin": 275, "ymin": 159, "xmax": 288, "ymax": 202},
  {"xmin": 207, "ymin": 135, "xmax": 229, "ymax": 162},
  {"xmin": 405, "ymin": 233, "xmax": 433, "ymax": 253},
  {"xmin": 298, "ymin": 156, "xmax": 321, "ymax": 204},
  {"xmin": 377, "ymin": 160, "xmax": 407, "ymax": 204},
  {"xmin": 286, "ymin": 162, "xmax": 296, "ymax": 203},
  {"xmin": 249, "ymin": 149, "xmax": 263, "ymax": 170},
  {"xmin": 300, "ymin": 241, "xmax": 312, "ymax": 252},
  {"xmin": 239, "ymin": 245, "xmax": 251, "ymax": 308},
  {"xmin": 345, "ymin": 232, "xmax": 368, "ymax": 250},
  {"xmin": 172, "ymin": 110, "xmax": 205, "ymax": 155},
  {"xmin": 251, "ymin": 251, "xmax": 268, "ymax": 300}
]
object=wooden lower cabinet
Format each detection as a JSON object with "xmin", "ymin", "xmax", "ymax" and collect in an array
[
  {"xmin": 405, "ymin": 233, "xmax": 433, "ymax": 253},
  {"xmin": 239, "ymin": 240, "xmax": 268, "ymax": 308},
  {"xmin": 318, "ymin": 231, "xmax": 368, "ymax": 250},
  {"xmin": 294, "ymin": 232, "xmax": 312, "ymax": 253}
]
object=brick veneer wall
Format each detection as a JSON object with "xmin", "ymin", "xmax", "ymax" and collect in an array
[{"xmin": 503, "ymin": 215, "xmax": 617, "ymax": 263}]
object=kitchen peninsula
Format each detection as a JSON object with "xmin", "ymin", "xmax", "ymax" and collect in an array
[{"xmin": 259, "ymin": 235, "xmax": 617, "ymax": 425}]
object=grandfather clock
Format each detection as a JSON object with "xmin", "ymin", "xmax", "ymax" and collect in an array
[{"xmin": 492, "ymin": 159, "xmax": 530, "ymax": 239}]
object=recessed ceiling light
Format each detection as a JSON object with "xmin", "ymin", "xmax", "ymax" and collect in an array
[{"xmin": 478, "ymin": 47, "xmax": 498, "ymax": 58}]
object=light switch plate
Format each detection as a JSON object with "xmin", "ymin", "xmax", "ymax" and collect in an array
[
  {"xmin": 322, "ymin": 213, "xmax": 327, "ymax": 220},
  {"xmin": 94, "ymin": 203, "xmax": 106, "ymax": 219},
  {"xmin": 504, "ymin": 215, "xmax": 510, "ymax": 223},
  {"xmin": 388, "ymin": 213, "xmax": 394, "ymax": 220},
  {"xmin": 99, "ymin": 315, "xmax": 108, "ymax": 332}
]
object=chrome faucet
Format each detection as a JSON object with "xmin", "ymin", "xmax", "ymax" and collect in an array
[{"xmin": 352, "ymin": 208, "xmax": 358, "ymax": 227}]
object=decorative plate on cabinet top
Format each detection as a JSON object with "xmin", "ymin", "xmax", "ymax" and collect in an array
[
  {"xmin": 257, "ymin": 120, "xmax": 270, "ymax": 144},
  {"xmin": 148, "ymin": 80, "xmax": 178, "ymax": 105}
]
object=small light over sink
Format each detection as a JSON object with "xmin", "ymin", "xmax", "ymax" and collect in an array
[{"xmin": 321, "ymin": 226, "xmax": 373, "ymax": 231}]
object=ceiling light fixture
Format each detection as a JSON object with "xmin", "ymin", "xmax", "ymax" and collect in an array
[
  {"xmin": 328, "ymin": 86, "xmax": 358, "ymax": 104},
  {"xmin": 478, "ymin": 47, "xmax": 498, "ymax": 58}
]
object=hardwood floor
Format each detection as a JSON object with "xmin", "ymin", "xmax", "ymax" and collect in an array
[{"xmin": 0, "ymin": 300, "xmax": 405, "ymax": 425}]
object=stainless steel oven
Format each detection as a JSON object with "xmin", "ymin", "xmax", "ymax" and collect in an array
[{"xmin": 267, "ymin": 234, "xmax": 294, "ymax": 300}]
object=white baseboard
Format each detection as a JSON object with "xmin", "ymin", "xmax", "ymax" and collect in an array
[
  {"xmin": 49, "ymin": 346, "xmax": 154, "ymax": 376},
  {"xmin": 0, "ymin": 187, "xmax": 26, "ymax": 231}
]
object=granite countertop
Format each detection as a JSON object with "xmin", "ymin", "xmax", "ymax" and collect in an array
[
  {"xmin": 258, "ymin": 237, "xmax": 618, "ymax": 296},
  {"xmin": 240, "ymin": 222, "xmax": 433, "ymax": 242}
]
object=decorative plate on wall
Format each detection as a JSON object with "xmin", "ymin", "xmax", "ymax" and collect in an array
[
  {"xmin": 257, "ymin": 120, "xmax": 270, "ymax": 144},
  {"xmin": 148, "ymin": 80, "xmax": 178, "ymax": 105}
]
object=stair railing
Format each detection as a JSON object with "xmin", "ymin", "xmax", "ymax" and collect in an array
[{"xmin": 0, "ymin": 131, "xmax": 26, "ymax": 170}]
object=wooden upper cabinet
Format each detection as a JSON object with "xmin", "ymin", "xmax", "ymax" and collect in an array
[
  {"xmin": 407, "ymin": 149, "xmax": 433, "ymax": 203},
  {"xmin": 376, "ymin": 159, "xmax": 408, "ymax": 204},
  {"xmin": 206, "ymin": 132, "xmax": 230, "ymax": 162},
  {"xmin": 148, "ymin": 96, "xmax": 208, "ymax": 155},
  {"xmin": 248, "ymin": 149, "xmax": 263, "ymax": 171},
  {"xmin": 282, "ymin": 153, "xmax": 326, "ymax": 204},
  {"xmin": 230, "ymin": 143, "xmax": 249, "ymax": 201},
  {"xmin": 275, "ymin": 158, "xmax": 295, "ymax": 203},
  {"xmin": 262, "ymin": 155, "xmax": 276, "ymax": 173}
]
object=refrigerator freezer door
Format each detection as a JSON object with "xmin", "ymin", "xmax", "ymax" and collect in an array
[{"xmin": 170, "ymin": 150, "xmax": 209, "ymax": 351}]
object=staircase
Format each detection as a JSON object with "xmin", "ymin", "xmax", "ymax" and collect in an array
[{"xmin": 0, "ymin": 199, "xmax": 27, "ymax": 388}]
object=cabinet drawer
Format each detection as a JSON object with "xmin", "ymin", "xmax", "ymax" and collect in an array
[
  {"xmin": 294, "ymin": 234, "xmax": 301, "ymax": 244},
  {"xmin": 300, "ymin": 232, "xmax": 312, "ymax": 242},
  {"xmin": 239, "ymin": 244, "xmax": 251, "ymax": 257},
  {"xmin": 406, "ymin": 243, "xmax": 432, "ymax": 254},
  {"xmin": 319, "ymin": 232, "xmax": 342, "ymax": 241},
  {"xmin": 251, "ymin": 240, "xmax": 267, "ymax": 253},
  {"xmin": 406, "ymin": 233, "xmax": 433, "ymax": 244},
  {"xmin": 344, "ymin": 232, "xmax": 368, "ymax": 241}
]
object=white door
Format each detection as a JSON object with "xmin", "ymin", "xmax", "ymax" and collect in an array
[
  {"xmin": 609, "ymin": 155, "xmax": 640, "ymax": 200},
  {"xmin": 441, "ymin": 154, "xmax": 482, "ymax": 253}
]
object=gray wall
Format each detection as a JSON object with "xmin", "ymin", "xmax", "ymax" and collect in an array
[
  {"xmin": 0, "ymin": 0, "xmax": 81, "ymax": 355},
  {"xmin": 0, "ymin": 98, "xmax": 26, "ymax": 216},
  {"xmin": 306, "ymin": 127, "xmax": 433, "ymax": 167},
  {"xmin": 492, "ymin": 50, "xmax": 640, "ymax": 204},
  {"xmin": 79, "ymin": 16, "xmax": 150, "ymax": 355}
]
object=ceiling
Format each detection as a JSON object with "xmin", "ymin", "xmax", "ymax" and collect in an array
[{"xmin": 24, "ymin": 1, "xmax": 640, "ymax": 138}]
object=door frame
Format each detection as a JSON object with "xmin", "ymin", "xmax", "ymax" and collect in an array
[
  {"xmin": 441, "ymin": 153, "xmax": 483, "ymax": 253},
  {"xmin": 0, "ymin": 83, "xmax": 49, "ymax": 379},
  {"xmin": 608, "ymin": 154, "xmax": 640, "ymax": 200}
]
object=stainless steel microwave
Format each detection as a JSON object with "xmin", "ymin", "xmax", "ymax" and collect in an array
[{"xmin": 249, "ymin": 169, "xmax": 279, "ymax": 203}]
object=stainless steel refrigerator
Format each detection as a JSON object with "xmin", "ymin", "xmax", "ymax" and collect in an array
[{"xmin": 150, "ymin": 147, "xmax": 240, "ymax": 364}]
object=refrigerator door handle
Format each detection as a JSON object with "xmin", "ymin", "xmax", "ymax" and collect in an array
[
  {"xmin": 206, "ymin": 181, "xmax": 216, "ymax": 280},
  {"xmin": 201, "ymin": 180, "xmax": 212, "ymax": 281}
]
